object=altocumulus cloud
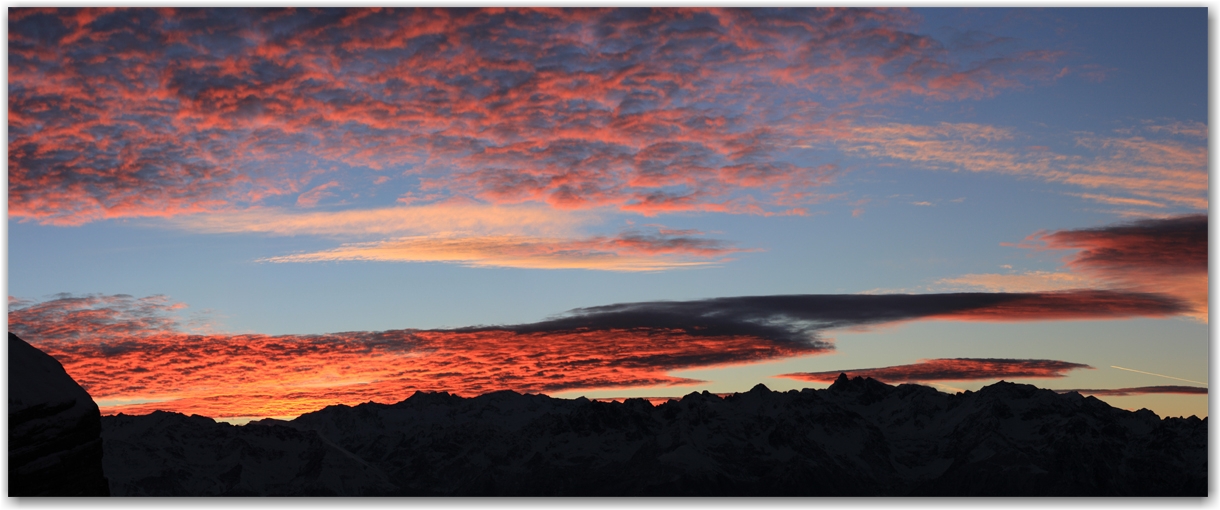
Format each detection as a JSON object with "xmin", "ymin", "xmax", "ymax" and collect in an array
[
  {"xmin": 11, "ymin": 8, "xmax": 1070, "ymax": 226},
  {"xmin": 11, "ymin": 294, "xmax": 822, "ymax": 418}
]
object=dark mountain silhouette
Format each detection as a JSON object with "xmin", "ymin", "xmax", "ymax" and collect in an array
[
  {"xmin": 102, "ymin": 412, "xmax": 395, "ymax": 496},
  {"xmin": 101, "ymin": 374, "xmax": 1206, "ymax": 496},
  {"xmin": 9, "ymin": 333, "xmax": 109, "ymax": 496}
]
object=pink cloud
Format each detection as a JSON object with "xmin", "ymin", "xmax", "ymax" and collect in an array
[
  {"xmin": 831, "ymin": 121, "xmax": 1207, "ymax": 212},
  {"xmin": 781, "ymin": 358, "xmax": 1093, "ymax": 384},
  {"xmin": 295, "ymin": 181, "xmax": 340, "ymax": 208},
  {"xmin": 10, "ymin": 8, "xmax": 1067, "ymax": 225}
]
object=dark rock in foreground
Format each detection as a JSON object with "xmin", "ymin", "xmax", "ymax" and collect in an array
[
  {"xmin": 101, "ymin": 374, "xmax": 1206, "ymax": 496},
  {"xmin": 9, "ymin": 333, "xmax": 110, "ymax": 496}
]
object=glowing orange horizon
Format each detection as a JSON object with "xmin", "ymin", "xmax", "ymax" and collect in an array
[{"xmin": 35, "ymin": 328, "xmax": 817, "ymax": 419}]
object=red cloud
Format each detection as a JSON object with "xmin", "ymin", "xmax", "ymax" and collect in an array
[
  {"xmin": 9, "ymin": 293, "xmax": 825, "ymax": 418},
  {"xmin": 781, "ymin": 358, "xmax": 1093, "ymax": 384},
  {"xmin": 25, "ymin": 328, "xmax": 817, "ymax": 419},
  {"xmin": 10, "ymin": 8, "xmax": 1065, "ymax": 225},
  {"xmin": 1037, "ymin": 215, "xmax": 1206, "ymax": 274},
  {"xmin": 1055, "ymin": 386, "xmax": 1207, "ymax": 397},
  {"xmin": 1031, "ymin": 215, "xmax": 1207, "ymax": 320}
]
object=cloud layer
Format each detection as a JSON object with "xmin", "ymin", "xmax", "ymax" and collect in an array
[
  {"xmin": 12, "ymin": 294, "xmax": 822, "ymax": 418},
  {"xmin": 10, "ymin": 8, "xmax": 1068, "ymax": 226},
  {"xmin": 781, "ymin": 358, "xmax": 1093, "ymax": 384},
  {"xmin": 10, "ymin": 286, "xmax": 1186, "ymax": 418},
  {"xmin": 45, "ymin": 329, "xmax": 819, "ymax": 419}
]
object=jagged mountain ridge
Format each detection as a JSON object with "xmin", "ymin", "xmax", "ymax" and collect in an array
[{"xmin": 102, "ymin": 375, "xmax": 1207, "ymax": 496}]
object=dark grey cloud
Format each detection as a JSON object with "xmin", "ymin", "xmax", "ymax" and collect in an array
[{"xmin": 473, "ymin": 290, "xmax": 1186, "ymax": 346}]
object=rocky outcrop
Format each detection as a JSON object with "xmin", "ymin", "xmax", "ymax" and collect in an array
[
  {"xmin": 9, "ymin": 333, "xmax": 109, "ymax": 496},
  {"xmin": 101, "ymin": 375, "xmax": 1206, "ymax": 496}
]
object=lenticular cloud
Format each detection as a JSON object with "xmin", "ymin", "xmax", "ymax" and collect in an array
[
  {"xmin": 1033, "ymin": 214, "xmax": 1208, "ymax": 320},
  {"xmin": 782, "ymin": 358, "xmax": 1094, "ymax": 384}
]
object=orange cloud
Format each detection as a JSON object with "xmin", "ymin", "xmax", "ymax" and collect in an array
[
  {"xmin": 165, "ymin": 203, "xmax": 592, "ymax": 238},
  {"xmin": 8, "ymin": 292, "xmax": 825, "ymax": 418},
  {"xmin": 22, "ymin": 328, "xmax": 813, "ymax": 419},
  {"xmin": 260, "ymin": 229, "xmax": 749, "ymax": 271}
]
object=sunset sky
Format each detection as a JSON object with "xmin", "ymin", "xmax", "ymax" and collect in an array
[{"xmin": 7, "ymin": 7, "xmax": 1208, "ymax": 422}]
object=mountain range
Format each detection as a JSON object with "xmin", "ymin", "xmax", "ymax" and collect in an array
[
  {"xmin": 7, "ymin": 332, "xmax": 1207, "ymax": 496},
  {"xmin": 100, "ymin": 374, "xmax": 1206, "ymax": 496}
]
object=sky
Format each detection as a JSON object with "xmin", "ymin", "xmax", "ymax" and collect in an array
[{"xmin": 6, "ymin": 7, "xmax": 1209, "ymax": 422}]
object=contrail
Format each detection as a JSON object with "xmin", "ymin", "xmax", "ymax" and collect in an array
[{"xmin": 1111, "ymin": 366, "xmax": 1206, "ymax": 386}]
